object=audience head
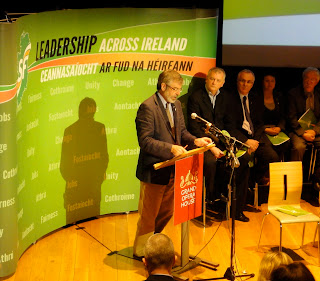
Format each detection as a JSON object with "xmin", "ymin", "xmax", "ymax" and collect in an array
[
  {"xmin": 302, "ymin": 67, "xmax": 320, "ymax": 94},
  {"xmin": 157, "ymin": 69, "xmax": 183, "ymax": 103},
  {"xmin": 257, "ymin": 251, "xmax": 293, "ymax": 281},
  {"xmin": 205, "ymin": 67, "xmax": 226, "ymax": 95},
  {"xmin": 143, "ymin": 233, "xmax": 176, "ymax": 275},
  {"xmin": 262, "ymin": 74, "xmax": 276, "ymax": 93},
  {"xmin": 237, "ymin": 69, "xmax": 255, "ymax": 96},
  {"xmin": 270, "ymin": 261, "xmax": 315, "ymax": 281}
]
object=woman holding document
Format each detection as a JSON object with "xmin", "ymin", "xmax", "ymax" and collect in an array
[{"xmin": 260, "ymin": 73, "xmax": 290, "ymax": 166}]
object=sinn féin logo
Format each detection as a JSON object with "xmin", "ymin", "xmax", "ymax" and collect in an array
[
  {"xmin": 17, "ymin": 32, "xmax": 31, "ymax": 105},
  {"xmin": 180, "ymin": 170, "xmax": 198, "ymax": 189}
]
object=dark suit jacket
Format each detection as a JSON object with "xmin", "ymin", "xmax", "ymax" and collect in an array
[
  {"xmin": 186, "ymin": 85, "xmax": 250, "ymax": 212},
  {"xmin": 187, "ymin": 86, "xmax": 229, "ymax": 136},
  {"xmin": 288, "ymin": 85, "xmax": 320, "ymax": 136},
  {"xmin": 225, "ymin": 90, "xmax": 265, "ymax": 144},
  {"xmin": 187, "ymin": 86, "xmax": 231, "ymax": 148},
  {"xmin": 136, "ymin": 93, "xmax": 196, "ymax": 185},
  {"xmin": 145, "ymin": 274, "xmax": 174, "ymax": 281}
]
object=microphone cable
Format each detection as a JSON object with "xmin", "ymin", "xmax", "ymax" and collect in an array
[{"xmin": 74, "ymin": 223, "xmax": 137, "ymax": 260}]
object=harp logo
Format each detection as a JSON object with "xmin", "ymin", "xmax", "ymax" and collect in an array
[
  {"xmin": 179, "ymin": 170, "xmax": 199, "ymax": 189},
  {"xmin": 17, "ymin": 32, "xmax": 31, "ymax": 104}
]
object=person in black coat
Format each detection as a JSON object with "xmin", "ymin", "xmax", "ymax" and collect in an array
[
  {"xmin": 225, "ymin": 69, "xmax": 279, "ymax": 186},
  {"xmin": 287, "ymin": 67, "xmax": 320, "ymax": 183},
  {"xmin": 187, "ymin": 67, "xmax": 251, "ymax": 222},
  {"xmin": 260, "ymin": 73, "xmax": 290, "ymax": 163},
  {"xmin": 187, "ymin": 67, "xmax": 225, "ymax": 204},
  {"xmin": 288, "ymin": 67, "xmax": 320, "ymax": 159}
]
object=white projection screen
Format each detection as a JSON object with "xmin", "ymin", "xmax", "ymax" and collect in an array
[{"xmin": 222, "ymin": 0, "xmax": 320, "ymax": 67}]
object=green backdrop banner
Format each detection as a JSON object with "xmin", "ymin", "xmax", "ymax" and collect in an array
[{"xmin": 0, "ymin": 8, "xmax": 218, "ymax": 277}]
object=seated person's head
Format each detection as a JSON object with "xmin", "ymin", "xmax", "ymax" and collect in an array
[
  {"xmin": 257, "ymin": 251, "xmax": 293, "ymax": 281},
  {"xmin": 143, "ymin": 233, "xmax": 176, "ymax": 275},
  {"xmin": 270, "ymin": 261, "xmax": 315, "ymax": 281},
  {"xmin": 302, "ymin": 67, "xmax": 320, "ymax": 94}
]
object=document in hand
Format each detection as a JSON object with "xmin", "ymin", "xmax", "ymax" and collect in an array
[
  {"xmin": 298, "ymin": 108, "xmax": 317, "ymax": 130},
  {"xmin": 266, "ymin": 131, "xmax": 290, "ymax": 146}
]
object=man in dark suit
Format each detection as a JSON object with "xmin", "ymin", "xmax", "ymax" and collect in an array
[
  {"xmin": 226, "ymin": 69, "xmax": 279, "ymax": 219},
  {"xmin": 143, "ymin": 233, "xmax": 176, "ymax": 281},
  {"xmin": 187, "ymin": 68, "xmax": 226, "ymax": 204},
  {"xmin": 288, "ymin": 67, "xmax": 320, "ymax": 161},
  {"xmin": 187, "ymin": 67, "xmax": 251, "ymax": 222},
  {"xmin": 133, "ymin": 70, "xmax": 211, "ymax": 257}
]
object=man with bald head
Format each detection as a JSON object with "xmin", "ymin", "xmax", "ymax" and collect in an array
[{"xmin": 143, "ymin": 233, "xmax": 176, "ymax": 280}]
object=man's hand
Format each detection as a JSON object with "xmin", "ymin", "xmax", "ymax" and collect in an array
[
  {"xmin": 171, "ymin": 137, "xmax": 212, "ymax": 157},
  {"xmin": 265, "ymin": 127, "xmax": 281, "ymax": 136},
  {"xmin": 194, "ymin": 137, "xmax": 212, "ymax": 147},
  {"xmin": 210, "ymin": 147, "xmax": 225, "ymax": 159},
  {"xmin": 171, "ymin": 145, "xmax": 187, "ymax": 157},
  {"xmin": 303, "ymin": 130, "xmax": 316, "ymax": 142},
  {"xmin": 245, "ymin": 139, "xmax": 259, "ymax": 155}
]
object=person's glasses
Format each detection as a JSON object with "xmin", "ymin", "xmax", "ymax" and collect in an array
[
  {"xmin": 238, "ymin": 79, "xmax": 254, "ymax": 85},
  {"xmin": 166, "ymin": 84, "xmax": 183, "ymax": 93},
  {"xmin": 304, "ymin": 78, "xmax": 318, "ymax": 83}
]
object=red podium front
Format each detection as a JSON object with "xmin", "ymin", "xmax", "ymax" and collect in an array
[{"xmin": 174, "ymin": 153, "xmax": 203, "ymax": 226}]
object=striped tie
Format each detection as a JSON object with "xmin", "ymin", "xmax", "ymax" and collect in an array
[
  {"xmin": 166, "ymin": 103, "xmax": 175, "ymax": 137},
  {"xmin": 243, "ymin": 96, "xmax": 254, "ymax": 135}
]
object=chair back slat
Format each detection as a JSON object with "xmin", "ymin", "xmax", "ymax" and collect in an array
[{"xmin": 268, "ymin": 161, "xmax": 303, "ymax": 206}]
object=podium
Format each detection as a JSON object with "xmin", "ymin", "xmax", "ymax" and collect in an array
[
  {"xmin": 154, "ymin": 143, "xmax": 219, "ymax": 280},
  {"xmin": 153, "ymin": 143, "xmax": 215, "ymax": 170}
]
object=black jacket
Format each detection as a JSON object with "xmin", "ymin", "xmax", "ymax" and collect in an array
[
  {"xmin": 187, "ymin": 86, "xmax": 230, "ymax": 147},
  {"xmin": 288, "ymin": 85, "xmax": 320, "ymax": 136},
  {"xmin": 224, "ymin": 90, "xmax": 265, "ymax": 144}
]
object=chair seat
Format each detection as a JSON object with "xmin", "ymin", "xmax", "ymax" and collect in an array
[{"xmin": 269, "ymin": 206, "xmax": 320, "ymax": 224}]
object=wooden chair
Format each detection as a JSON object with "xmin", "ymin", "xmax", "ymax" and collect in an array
[{"xmin": 257, "ymin": 161, "xmax": 320, "ymax": 265}]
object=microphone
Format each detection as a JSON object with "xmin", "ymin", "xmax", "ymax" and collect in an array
[
  {"xmin": 191, "ymin": 113, "xmax": 212, "ymax": 127},
  {"xmin": 191, "ymin": 113, "xmax": 213, "ymax": 134},
  {"xmin": 191, "ymin": 113, "xmax": 251, "ymax": 149}
]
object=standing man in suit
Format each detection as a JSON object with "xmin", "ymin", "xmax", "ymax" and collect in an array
[
  {"xmin": 288, "ymin": 67, "xmax": 320, "ymax": 160},
  {"xmin": 226, "ymin": 69, "xmax": 278, "ymax": 218},
  {"xmin": 133, "ymin": 70, "xmax": 212, "ymax": 257}
]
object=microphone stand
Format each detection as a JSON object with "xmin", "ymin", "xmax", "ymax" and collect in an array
[{"xmin": 200, "ymin": 124, "xmax": 254, "ymax": 281}]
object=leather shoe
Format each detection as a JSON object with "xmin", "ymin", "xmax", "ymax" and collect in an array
[{"xmin": 235, "ymin": 212, "xmax": 249, "ymax": 222}]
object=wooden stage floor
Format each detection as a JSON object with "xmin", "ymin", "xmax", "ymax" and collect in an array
[{"xmin": 1, "ymin": 202, "xmax": 320, "ymax": 281}]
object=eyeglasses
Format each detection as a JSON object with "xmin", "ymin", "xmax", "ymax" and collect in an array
[
  {"xmin": 238, "ymin": 79, "xmax": 254, "ymax": 85},
  {"xmin": 166, "ymin": 84, "xmax": 183, "ymax": 93},
  {"xmin": 304, "ymin": 78, "xmax": 319, "ymax": 83}
]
